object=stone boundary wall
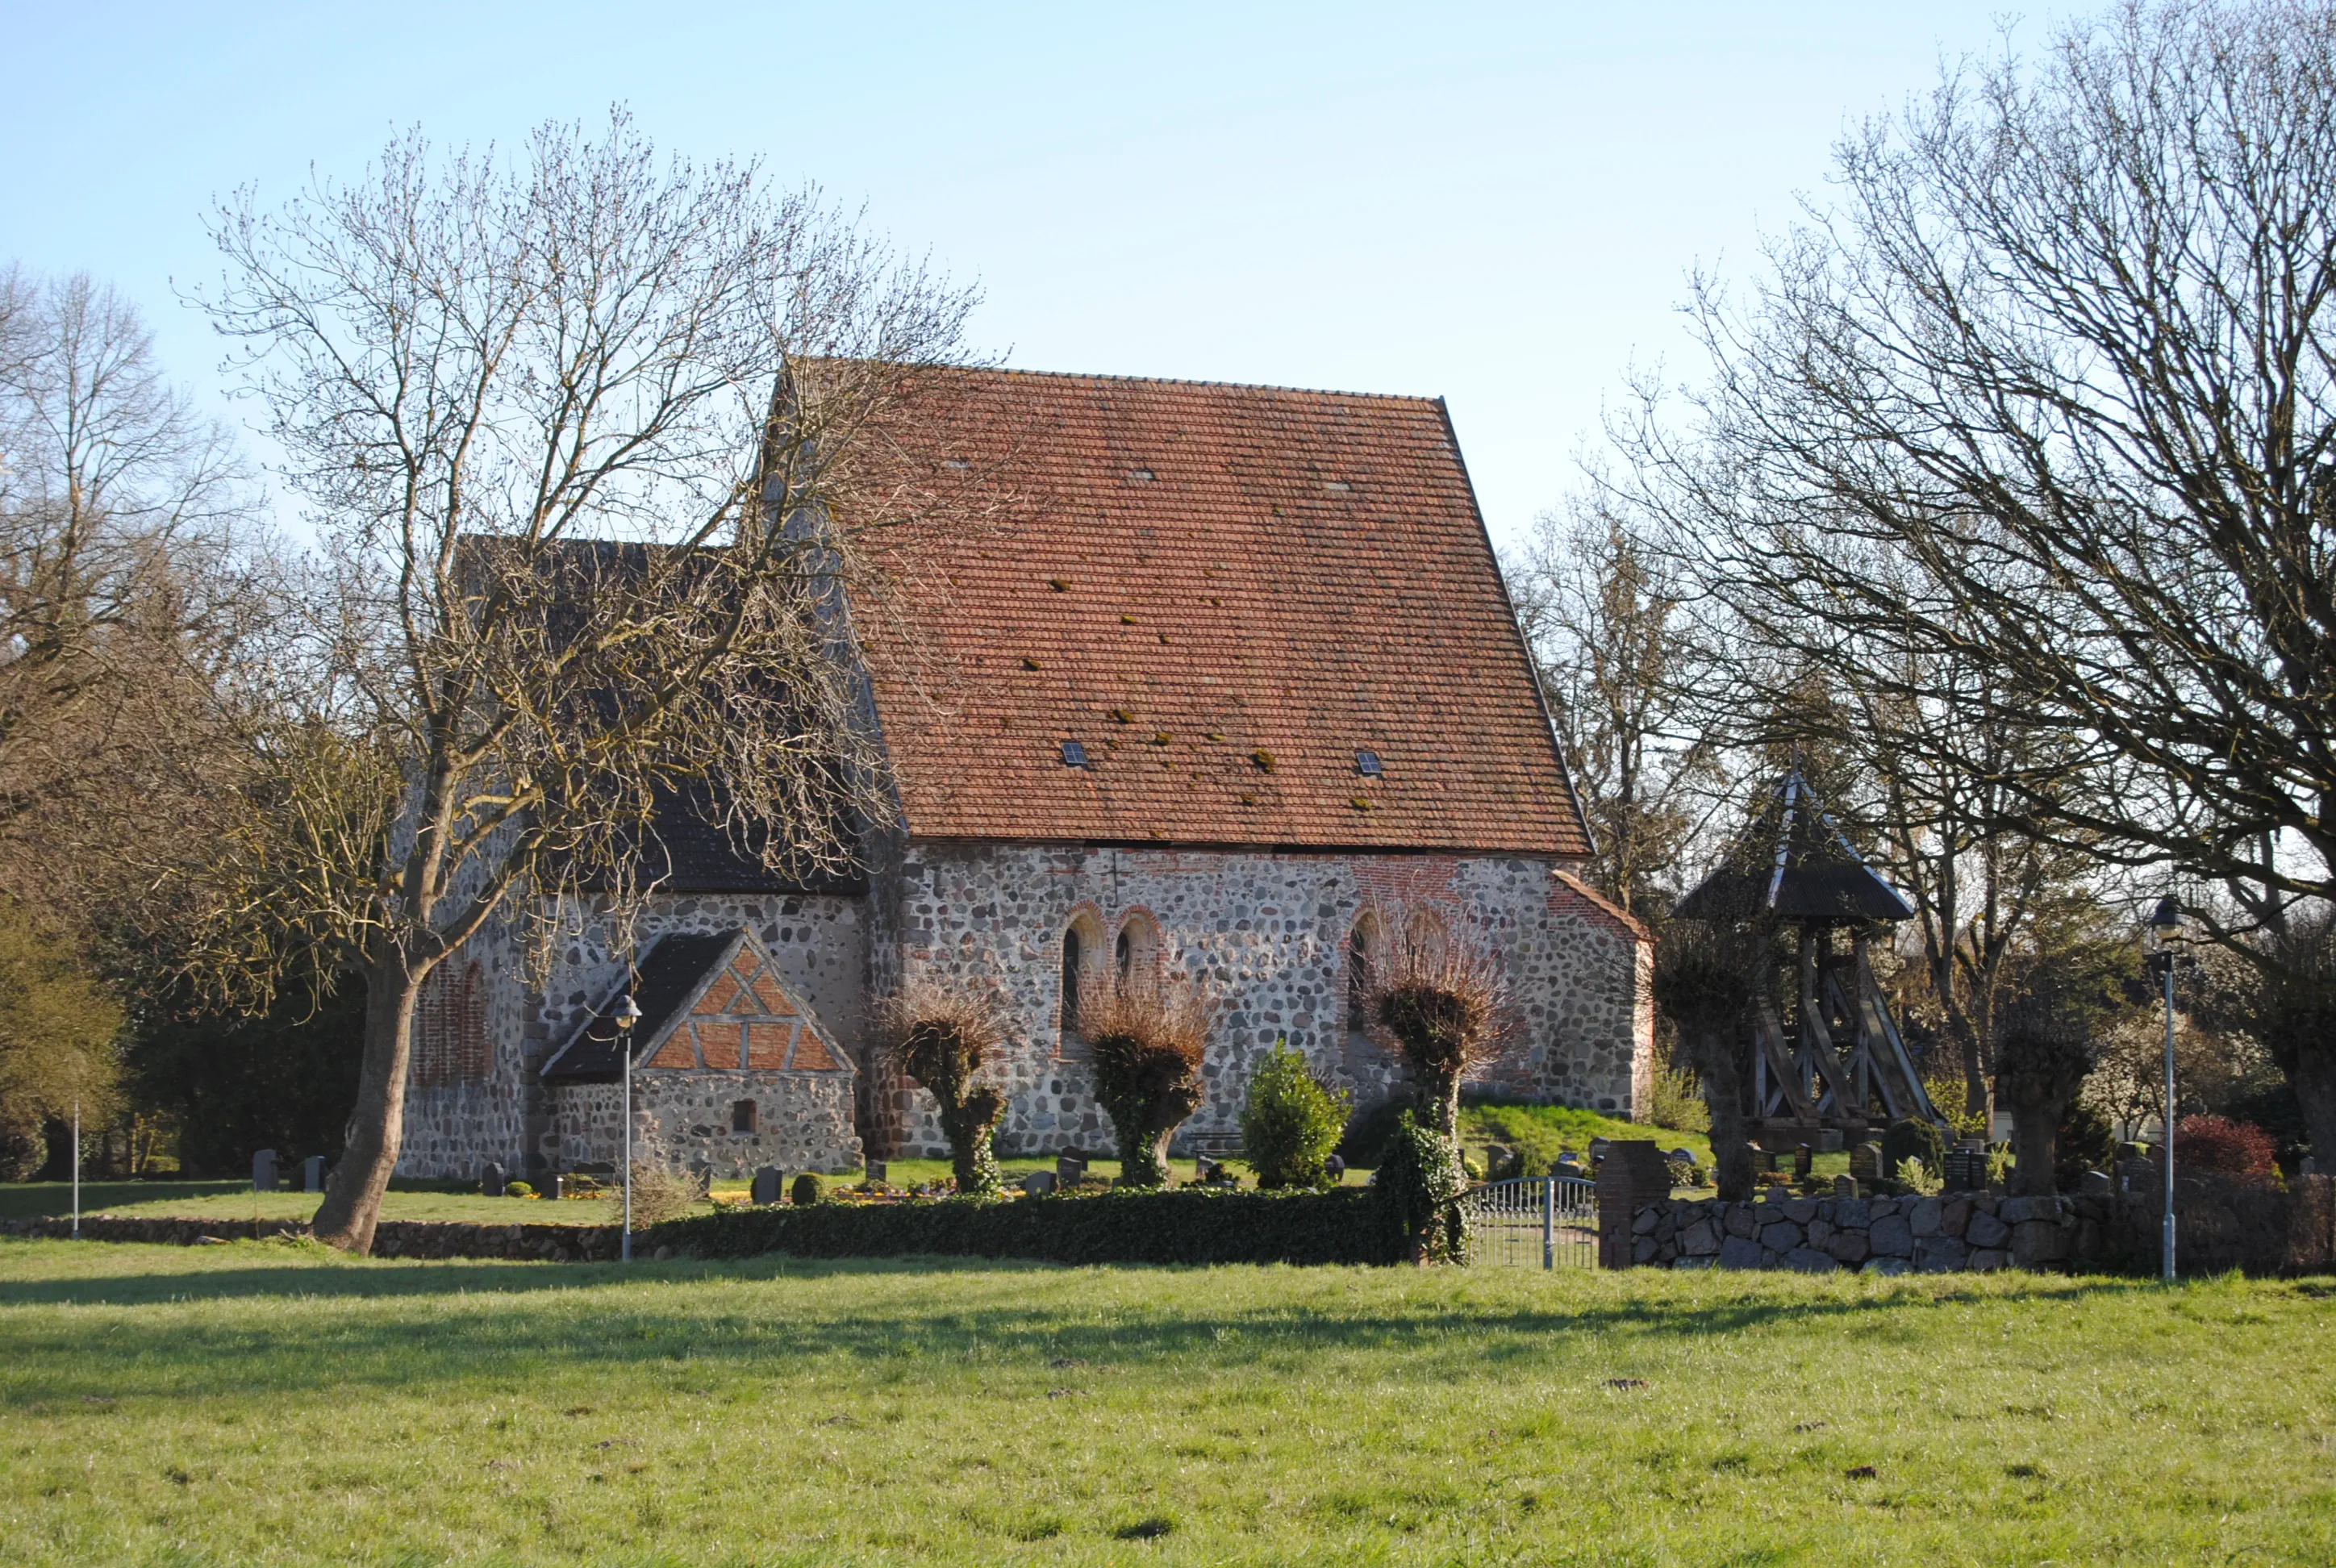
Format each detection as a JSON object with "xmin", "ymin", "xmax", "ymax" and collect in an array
[
  {"xmin": 1628, "ymin": 1192, "xmax": 2111, "ymax": 1274},
  {"xmin": 1, "ymin": 1216, "xmax": 626, "ymax": 1261},
  {"xmin": 1630, "ymin": 1173, "xmax": 2336, "ymax": 1276}
]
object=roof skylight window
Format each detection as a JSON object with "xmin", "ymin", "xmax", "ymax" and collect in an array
[
  {"xmin": 1356, "ymin": 749, "xmax": 1383, "ymax": 776},
  {"xmin": 1062, "ymin": 740, "xmax": 1089, "ymax": 768}
]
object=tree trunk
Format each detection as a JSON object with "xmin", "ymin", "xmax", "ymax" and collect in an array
[
  {"xmin": 1696, "ymin": 1026, "xmax": 1757, "ymax": 1201},
  {"xmin": 311, "ymin": 946, "xmax": 423, "ymax": 1253},
  {"xmin": 1961, "ymin": 1028, "xmax": 1991, "ymax": 1126},
  {"xmin": 2290, "ymin": 1045, "xmax": 2336, "ymax": 1178},
  {"xmin": 2005, "ymin": 1091, "xmax": 2067, "ymax": 1196},
  {"xmin": 1417, "ymin": 1065, "xmax": 1463, "ymax": 1142}
]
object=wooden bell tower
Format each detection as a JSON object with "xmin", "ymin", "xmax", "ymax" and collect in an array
[{"xmin": 1675, "ymin": 770, "xmax": 1942, "ymax": 1145}]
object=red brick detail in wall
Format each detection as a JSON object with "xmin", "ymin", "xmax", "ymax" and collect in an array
[
  {"xmin": 745, "ymin": 1022, "xmax": 794, "ymax": 1069},
  {"xmin": 648, "ymin": 1024, "xmax": 702, "ymax": 1070},
  {"xmin": 788, "ymin": 1031, "xmax": 841, "ymax": 1072},
  {"xmin": 695, "ymin": 973, "xmax": 745, "ymax": 1016},
  {"xmin": 1550, "ymin": 869, "xmax": 1649, "ymax": 940},
  {"xmin": 846, "ymin": 367, "xmax": 1591, "ymax": 856},
  {"xmin": 747, "ymin": 969, "xmax": 799, "ymax": 1018},
  {"xmin": 696, "ymin": 1020, "xmax": 747, "ymax": 1069},
  {"xmin": 412, "ymin": 960, "xmax": 488, "ymax": 1088}
]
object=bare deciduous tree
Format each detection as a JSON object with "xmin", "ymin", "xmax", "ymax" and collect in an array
[
  {"xmin": 193, "ymin": 114, "xmax": 983, "ymax": 1252},
  {"xmin": 1616, "ymin": 1, "xmax": 2336, "ymax": 1152},
  {"xmin": 0, "ymin": 267, "xmax": 261, "ymax": 920},
  {"xmin": 1508, "ymin": 490, "xmax": 1717, "ymax": 919}
]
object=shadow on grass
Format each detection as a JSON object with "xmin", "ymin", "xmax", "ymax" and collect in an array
[{"xmin": 0, "ymin": 1241, "xmax": 2201, "ymax": 1406}]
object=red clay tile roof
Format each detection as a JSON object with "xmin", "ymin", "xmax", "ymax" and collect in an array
[{"xmin": 848, "ymin": 368, "xmax": 1590, "ymax": 857}]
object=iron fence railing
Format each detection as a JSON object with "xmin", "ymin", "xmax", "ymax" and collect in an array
[{"xmin": 1466, "ymin": 1174, "xmax": 1599, "ymax": 1269}]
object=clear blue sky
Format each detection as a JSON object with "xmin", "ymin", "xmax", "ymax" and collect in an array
[{"xmin": 1, "ymin": 1, "xmax": 2041, "ymax": 550}]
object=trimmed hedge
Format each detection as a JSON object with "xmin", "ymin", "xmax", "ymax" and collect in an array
[{"xmin": 654, "ymin": 1184, "xmax": 1409, "ymax": 1266}]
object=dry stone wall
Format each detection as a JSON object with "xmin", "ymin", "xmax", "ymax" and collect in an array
[
  {"xmin": 1631, "ymin": 1191, "xmax": 2109, "ymax": 1274},
  {"xmin": 887, "ymin": 842, "xmax": 1650, "ymax": 1158}
]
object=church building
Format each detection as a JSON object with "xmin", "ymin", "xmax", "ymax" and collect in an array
[{"xmin": 394, "ymin": 367, "xmax": 1653, "ymax": 1180}]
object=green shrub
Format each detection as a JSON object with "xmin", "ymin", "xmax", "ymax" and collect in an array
[
  {"xmin": 1239, "ymin": 1044, "xmax": 1349, "ymax": 1190},
  {"xmin": 1374, "ymin": 1111, "xmax": 1470, "ymax": 1264},
  {"xmin": 1641, "ymin": 1061, "xmax": 1710, "ymax": 1133},
  {"xmin": 505, "ymin": 1180, "xmax": 535, "ymax": 1199},
  {"xmin": 1895, "ymin": 1157, "xmax": 1942, "ymax": 1196},
  {"xmin": 790, "ymin": 1173, "xmax": 824, "ymax": 1207},
  {"xmin": 657, "ymin": 1185, "xmax": 1406, "ymax": 1266},
  {"xmin": 1881, "ymin": 1118, "xmax": 1944, "ymax": 1182}
]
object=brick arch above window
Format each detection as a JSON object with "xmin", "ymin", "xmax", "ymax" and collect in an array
[{"xmin": 412, "ymin": 959, "xmax": 488, "ymax": 1088}]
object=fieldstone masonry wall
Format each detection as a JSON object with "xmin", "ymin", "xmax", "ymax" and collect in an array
[
  {"xmin": 1629, "ymin": 1192, "xmax": 2111, "ymax": 1274},
  {"xmin": 549, "ymin": 1072, "xmax": 861, "ymax": 1177},
  {"xmin": 397, "ymin": 891, "xmax": 867, "ymax": 1181},
  {"xmin": 889, "ymin": 842, "xmax": 1650, "ymax": 1158}
]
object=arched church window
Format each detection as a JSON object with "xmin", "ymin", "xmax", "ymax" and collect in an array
[
  {"xmin": 1114, "ymin": 911, "xmax": 1161, "ymax": 993},
  {"xmin": 1060, "ymin": 910, "xmax": 1105, "ymax": 1052},
  {"xmin": 1348, "ymin": 911, "xmax": 1383, "ymax": 1030},
  {"xmin": 1407, "ymin": 909, "xmax": 1451, "ymax": 970}
]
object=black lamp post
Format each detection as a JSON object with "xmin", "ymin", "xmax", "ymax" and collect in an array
[
  {"xmin": 613, "ymin": 992, "xmax": 643, "ymax": 1261},
  {"xmin": 2146, "ymin": 896, "xmax": 2182, "ymax": 1282}
]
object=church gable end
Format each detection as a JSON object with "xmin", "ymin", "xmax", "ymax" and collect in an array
[{"xmin": 540, "ymin": 928, "xmax": 850, "ymax": 1084}]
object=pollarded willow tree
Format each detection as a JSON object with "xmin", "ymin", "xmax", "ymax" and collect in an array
[
  {"xmin": 1621, "ymin": 0, "xmax": 2336, "ymax": 1159},
  {"xmin": 887, "ymin": 982, "xmax": 1008, "ymax": 1197},
  {"xmin": 193, "ymin": 114, "xmax": 983, "ymax": 1252}
]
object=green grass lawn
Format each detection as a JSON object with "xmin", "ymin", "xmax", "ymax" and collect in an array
[
  {"xmin": 0, "ymin": 1182, "xmax": 632, "ymax": 1227},
  {"xmin": 2, "ymin": 1238, "xmax": 2331, "ymax": 1565}
]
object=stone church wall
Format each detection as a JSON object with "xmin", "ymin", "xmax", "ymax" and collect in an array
[
  {"xmin": 397, "ymin": 890, "xmax": 868, "ymax": 1180},
  {"xmin": 886, "ymin": 843, "xmax": 1650, "ymax": 1160},
  {"xmin": 548, "ymin": 1070, "xmax": 861, "ymax": 1178},
  {"xmin": 398, "ymin": 920, "xmax": 532, "ymax": 1181}
]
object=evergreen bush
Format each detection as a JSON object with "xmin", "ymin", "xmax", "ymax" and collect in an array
[
  {"xmin": 1239, "ymin": 1044, "xmax": 1349, "ymax": 1190},
  {"xmin": 790, "ymin": 1172, "xmax": 824, "ymax": 1206},
  {"xmin": 659, "ymin": 1184, "xmax": 1407, "ymax": 1266}
]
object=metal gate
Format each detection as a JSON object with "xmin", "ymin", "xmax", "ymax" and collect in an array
[{"xmin": 1466, "ymin": 1175, "xmax": 1599, "ymax": 1269}]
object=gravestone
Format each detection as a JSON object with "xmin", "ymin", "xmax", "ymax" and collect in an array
[
  {"xmin": 1942, "ymin": 1148, "xmax": 1988, "ymax": 1193},
  {"xmin": 302, "ymin": 1156, "xmax": 324, "ymax": 1193},
  {"xmin": 1022, "ymin": 1171, "xmax": 1057, "ymax": 1196},
  {"xmin": 751, "ymin": 1166, "xmax": 783, "ymax": 1205},
  {"xmin": 546, "ymin": 1174, "xmax": 565, "ymax": 1201},
  {"xmin": 1850, "ymin": 1142, "xmax": 1883, "ymax": 1182},
  {"xmin": 1750, "ymin": 1145, "xmax": 1775, "ymax": 1174},
  {"xmin": 1833, "ymin": 1174, "xmax": 1860, "ymax": 1199},
  {"xmin": 2079, "ymin": 1169, "xmax": 2113, "ymax": 1197},
  {"xmin": 1793, "ymin": 1143, "xmax": 1813, "ymax": 1180},
  {"xmin": 481, "ymin": 1161, "xmax": 507, "ymax": 1198},
  {"xmin": 1669, "ymin": 1148, "xmax": 1696, "ymax": 1166},
  {"xmin": 252, "ymin": 1149, "xmax": 277, "ymax": 1193},
  {"xmin": 1056, "ymin": 1154, "xmax": 1087, "ymax": 1186},
  {"xmin": 1325, "ymin": 1153, "xmax": 1346, "ymax": 1180},
  {"xmin": 864, "ymin": 1159, "xmax": 888, "ymax": 1186},
  {"xmin": 1820, "ymin": 1128, "xmax": 1845, "ymax": 1153}
]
